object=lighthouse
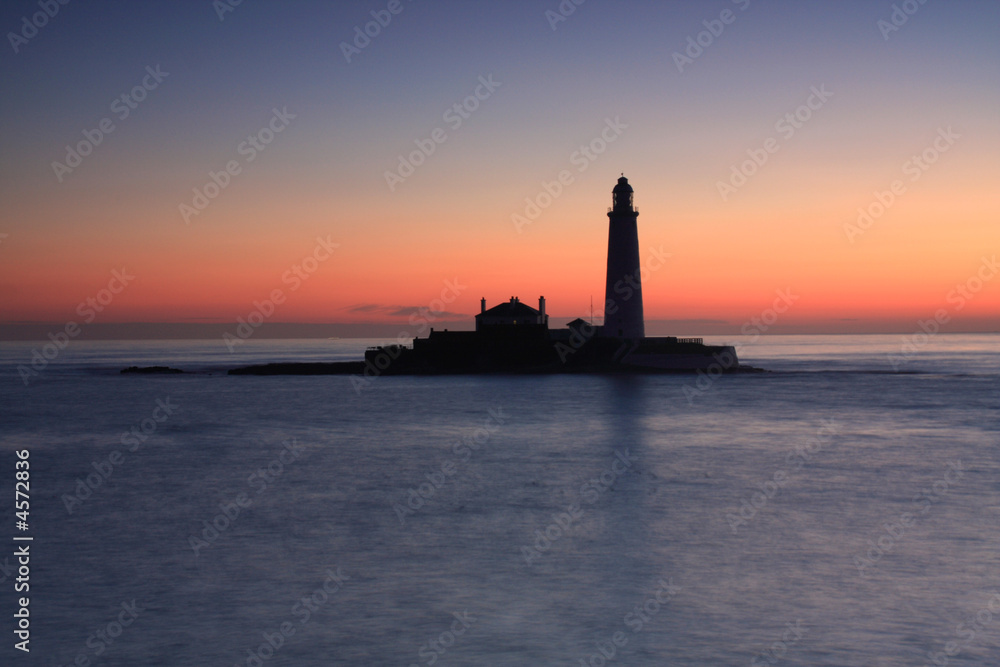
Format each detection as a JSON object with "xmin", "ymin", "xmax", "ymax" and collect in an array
[{"xmin": 603, "ymin": 175, "xmax": 645, "ymax": 339}]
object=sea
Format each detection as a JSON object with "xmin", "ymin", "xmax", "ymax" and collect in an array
[{"xmin": 0, "ymin": 334, "xmax": 997, "ymax": 666}]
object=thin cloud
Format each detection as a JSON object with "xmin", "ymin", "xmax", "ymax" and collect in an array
[
  {"xmin": 345, "ymin": 303, "xmax": 466, "ymax": 319},
  {"xmin": 389, "ymin": 306, "xmax": 466, "ymax": 318},
  {"xmin": 346, "ymin": 303, "xmax": 390, "ymax": 314}
]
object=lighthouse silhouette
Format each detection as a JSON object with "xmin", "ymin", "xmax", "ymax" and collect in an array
[{"xmin": 603, "ymin": 175, "xmax": 645, "ymax": 339}]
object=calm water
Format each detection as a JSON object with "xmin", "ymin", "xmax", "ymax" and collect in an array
[{"xmin": 0, "ymin": 335, "xmax": 998, "ymax": 666}]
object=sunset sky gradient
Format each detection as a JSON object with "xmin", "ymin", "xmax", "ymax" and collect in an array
[{"xmin": 2, "ymin": 0, "xmax": 998, "ymax": 337}]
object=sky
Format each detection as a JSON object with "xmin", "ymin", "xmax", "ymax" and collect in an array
[{"xmin": 1, "ymin": 0, "xmax": 998, "ymax": 338}]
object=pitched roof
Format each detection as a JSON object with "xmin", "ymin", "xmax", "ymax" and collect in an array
[{"xmin": 477, "ymin": 300, "xmax": 540, "ymax": 318}]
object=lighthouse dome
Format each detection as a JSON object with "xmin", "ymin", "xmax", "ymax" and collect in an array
[
  {"xmin": 611, "ymin": 175, "xmax": 634, "ymax": 212},
  {"xmin": 613, "ymin": 175, "xmax": 633, "ymax": 193}
]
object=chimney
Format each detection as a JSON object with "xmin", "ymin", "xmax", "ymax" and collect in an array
[
  {"xmin": 480, "ymin": 297, "xmax": 486, "ymax": 314},
  {"xmin": 538, "ymin": 296, "xmax": 546, "ymax": 317}
]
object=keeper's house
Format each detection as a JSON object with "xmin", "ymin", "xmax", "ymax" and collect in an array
[{"xmin": 476, "ymin": 296, "xmax": 548, "ymax": 331}]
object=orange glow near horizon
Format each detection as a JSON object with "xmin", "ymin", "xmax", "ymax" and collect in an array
[{"xmin": 4, "ymin": 176, "xmax": 996, "ymax": 332}]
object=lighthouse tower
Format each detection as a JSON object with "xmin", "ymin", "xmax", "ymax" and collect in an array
[{"xmin": 603, "ymin": 175, "xmax": 645, "ymax": 339}]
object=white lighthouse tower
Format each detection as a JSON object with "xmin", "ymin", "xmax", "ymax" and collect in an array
[{"xmin": 602, "ymin": 175, "xmax": 645, "ymax": 339}]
